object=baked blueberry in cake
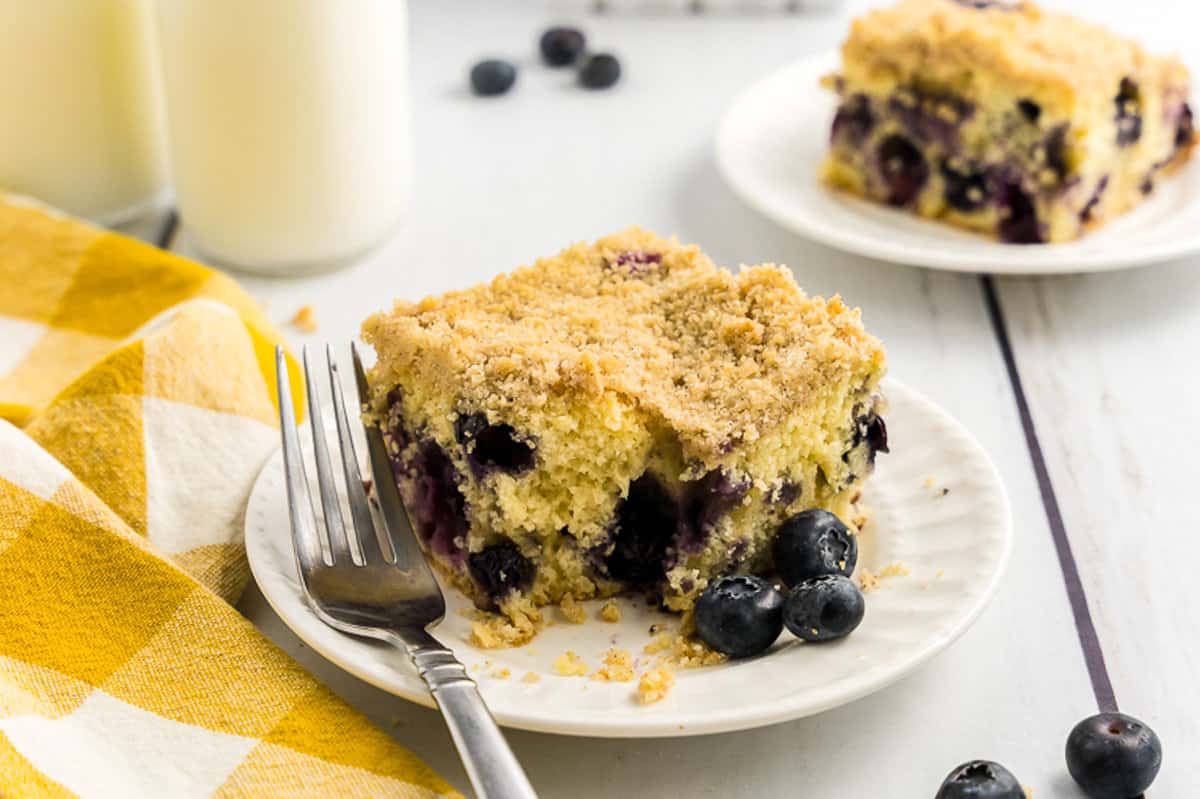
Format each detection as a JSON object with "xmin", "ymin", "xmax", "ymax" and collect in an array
[
  {"xmin": 821, "ymin": 0, "xmax": 1196, "ymax": 243},
  {"xmin": 362, "ymin": 228, "xmax": 886, "ymax": 645}
]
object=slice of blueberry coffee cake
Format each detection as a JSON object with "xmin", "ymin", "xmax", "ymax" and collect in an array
[
  {"xmin": 362, "ymin": 228, "xmax": 887, "ymax": 646},
  {"xmin": 821, "ymin": 0, "xmax": 1196, "ymax": 243}
]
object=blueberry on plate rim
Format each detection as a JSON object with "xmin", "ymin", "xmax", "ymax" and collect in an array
[
  {"xmin": 935, "ymin": 760, "xmax": 1024, "ymax": 799},
  {"xmin": 470, "ymin": 59, "xmax": 517, "ymax": 97},
  {"xmin": 782, "ymin": 574, "xmax": 864, "ymax": 643},
  {"xmin": 540, "ymin": 26, "xmax": 586, "ymax": 66},
  {"xmin": 694, "ymin": 575, "xmax": 784, "ymax": 658},
  {"xmin": 773, "ymin": 508, "xmax": 857, "ymax": 587},
  {"xmin": 1066, "ymin": 712, "xmax": 1162, "ymax": 798},
  {"xmin": 579, "ymin": 53, "xmax": 621, "ymax": 89}
]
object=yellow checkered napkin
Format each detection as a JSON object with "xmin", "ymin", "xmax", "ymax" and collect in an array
[{"xmin": 0, "ymin": 196, "xmax": 460, "ymax": 798}]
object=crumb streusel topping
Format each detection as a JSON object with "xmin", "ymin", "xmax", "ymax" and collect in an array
[
  {"xmin": 365, "ymin": 227, "xmax": 883, "ymax": 467},
  {"xmin": 844, "ymin": 0, "xmax": 1188, "ymax": 111}
]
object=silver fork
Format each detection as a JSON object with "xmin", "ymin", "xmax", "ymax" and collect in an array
[{"xmin": 274, "ymin": 344, "xmax": 537, "ymax": 799}]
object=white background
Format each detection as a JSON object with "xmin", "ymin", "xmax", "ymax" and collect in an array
[{"xmin": 122, "ymin": 0, "xmax": 1198, "ymax": 794}]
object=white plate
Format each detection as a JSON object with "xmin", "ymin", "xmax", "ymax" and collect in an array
[
  {"xmin": 245, "ymin": 379, "xmax": 1010, "ymax": 738},
  {"xmin": 715, "ymin": 52, "xmax": 1200, "ymax": 274}
]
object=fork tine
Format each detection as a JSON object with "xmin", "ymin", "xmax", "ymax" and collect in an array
[
  {"xmin": 303, "ymin": 345, "xmax": 354, "ymax": 566},
  {"xmin": 327, "ymin": 343, "xmax": 389, "ymax": 566},
  {"xmin": 275, "ymin": 346, "xmax": 324, "ymax": 576},
  {"xmin": 351, "ymin": 342, "xmax": 434, "ymax": 578}
]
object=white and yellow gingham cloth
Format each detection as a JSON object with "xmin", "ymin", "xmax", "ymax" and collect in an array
[{"xmin": 0, "ymin": 196, "xmax": 459, "ymax": 798}]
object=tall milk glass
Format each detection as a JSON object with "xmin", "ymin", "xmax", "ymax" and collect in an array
[
  {"xmin": 155, "ymin": 0, "xmax": 410, "ymax": 274},
  {"xmin": 0, "ymin": 0, "xmax": 168, "ymax": 224}
]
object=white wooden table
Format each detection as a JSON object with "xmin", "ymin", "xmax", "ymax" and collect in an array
[{"xmin": 123, "ymin": 0, "xmax": 1198, "ymax": 794}]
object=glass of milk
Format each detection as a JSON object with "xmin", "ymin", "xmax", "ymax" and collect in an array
[
  {"xmin": 155, "ymin": 0, "xmax": 410, "ymax": 275},
  {"xmin": 0, "ymin": 0, "xmax": 168, "ymax": 225}
]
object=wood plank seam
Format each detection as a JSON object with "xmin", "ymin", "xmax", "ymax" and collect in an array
[{"xmin": 980, "ymin": 275, "xmax": 1119, "ymax": 714}]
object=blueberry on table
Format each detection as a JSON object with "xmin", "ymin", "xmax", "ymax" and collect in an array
[
  {"xmin": 694, "ymin": 575, "xmax": 784, "ymax": 658},
  {"xmin": 935, "ymin": 760, "xmax": 1024, "ymax": 799},
  {"xmin": 540, "ymin": 27, "xmax": 586, "ymax": 66},
  {"xmin": 773, "ymin": 509, "xmax": 857, "ymax": 587},
  {"xmin": 782, "ymin": 574, "xmax": 864, "ymax": 642},
  {"xmin": 1066, "ymin": 712, "xmax": 1162, "ymax": 798},
  {"xmin": 579, "ymin": 53, "xmax": 621, "ymax": 90},
  {"xmin": 470, "ymin": 59, "xmax": 517, "ymax": 97}
]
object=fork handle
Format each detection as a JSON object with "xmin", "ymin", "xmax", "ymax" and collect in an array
[{"xmin": 405, "ymin": 634, "xmax": 538, "ymax": 799}]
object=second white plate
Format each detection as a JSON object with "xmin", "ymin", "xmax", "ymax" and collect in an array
[
  {"xmin": 716, "ymin": 52, "xmax": 1200, "ymax": 274},
  {"xmin": 245, "ymin": 379, "xmax": 1010, "ymax": 737}
]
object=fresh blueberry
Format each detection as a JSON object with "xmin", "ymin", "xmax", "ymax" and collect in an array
[
  {"xmin": 1017, "ymin": 98, "xmax": 1042, "ymax": 123},
  {"xmin": 831, "ymin": 94, "xmax": 877, "ymax": 146},
  {"xmin": 783, "ymin": 574, "xmax": 865, "ymax": 642},
  {"xmin": 454, "ymin": 412, "xmax": 535, "ymax": 474},
  {"xmin": 940, "ymin": 161, "xmax": 992, "ymax": 213},
  {"xmin": 694, "ymin": 575, "xmax": 784, "ymax": 658},
  {"xmin": 1115, "ymin": 77, "xmax": 1142, "ymax": 146},
  {"xmin": 997, "ymin": 182, "xmax": 1042, "ymax": 244},
  {"xmin": 470, "ymin": 59, "xmax": 517, "ymax": 97},
  {"xmin": 877, "ymin": 134, "xmax": 929, "ymax": 206},
  {"xmin": 539, "ymin": 27, "xmax": 586, "ymax": 67},
  {"xmin": 935, "ymin": 760, "xmax": 1024, "ymax": 799},
  {"xmin": 773, "ymin": 509, "xmax": 857, "ymax": 586},
  {"xmin": 468, "ymin": 542, "xmax": 535, "ymax": 600},
  {"xmin": 605, "ymin": 474, "xmax": 676, "ymax": 585},
  {"xmin": 1066, "ymin": 712, "xmax": 1162, "ymax": 798},
  {"xmin": 579, "ymin": 53, "xmax": 621, "ymax": 89}
]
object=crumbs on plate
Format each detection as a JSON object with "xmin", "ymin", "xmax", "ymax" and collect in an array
[
  {"xmin": 553, "ymin": 650, "xmax": 588, "ymax": 677},
  {"xmin": 599, "ymin": 599, "xmax": 622, "ymax": 623},
  {"xmin": 591, "ymin": 649, "xmax": 636, "ymax": 683},
  {"xmin": 637, "ymin": 667, "xmax": 675, "ymax": 704},
  {"xmin": 288, "ymin": 304, "xmax": 319, "ymax": 333}
]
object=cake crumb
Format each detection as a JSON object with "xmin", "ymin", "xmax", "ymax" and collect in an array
[
  {"xmin": 599, "ymin": 600, "xmax": 622, "ymax": 623},
  {"xmin": 469, "ymin": 606, "xmax": 541, "ymax": 649},
  {"xmin": 521, "ymin": 671, "xmax": 541, "ymax": 684},
  {"xmin": 491, "ymin": 667, "xmax": 511, "ymax": 680},
  {"xmin": 645, "ymin": 632, "xmax": 726, "ymax": 668},
  {"xmin": 1023, "ymin": 787, "xmax": 1033, "ymax": 799},
  {"xmin": 553, "ymin": 650, "xmax": 589, "ymax": 677},
  {"xmin": 288, "ymin": 304, "xmax": 319, "ymax": 333},
  {"xmin": 860, "ymin": 562, "xmax": 909, "ymax": 593},
  {"xmin": 560, "ymin": 595, "xmax": 587, "ymax": 624},
  {"xmin": 644, "ymin": 633, "xmax": 673, "ymax": 656},
  {"xmin": 591, "ymin": 648, "xmax": 636, "ymax": 682},
  {"xmin": 923, "ymin": 477, "xmax": 935, "ymax": 488},
  {"xmin": 637, "ymin": 667, "xmax": 675, "ymax": 704}
]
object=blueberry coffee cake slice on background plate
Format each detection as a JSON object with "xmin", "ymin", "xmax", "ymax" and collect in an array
[
  {"xmin": 821, "ymin": 0, "xmax": 1196, "ymax": 243},
  {"xmin": 362, "ymin": 228, "xmax": 887, "ymax": 647}
]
